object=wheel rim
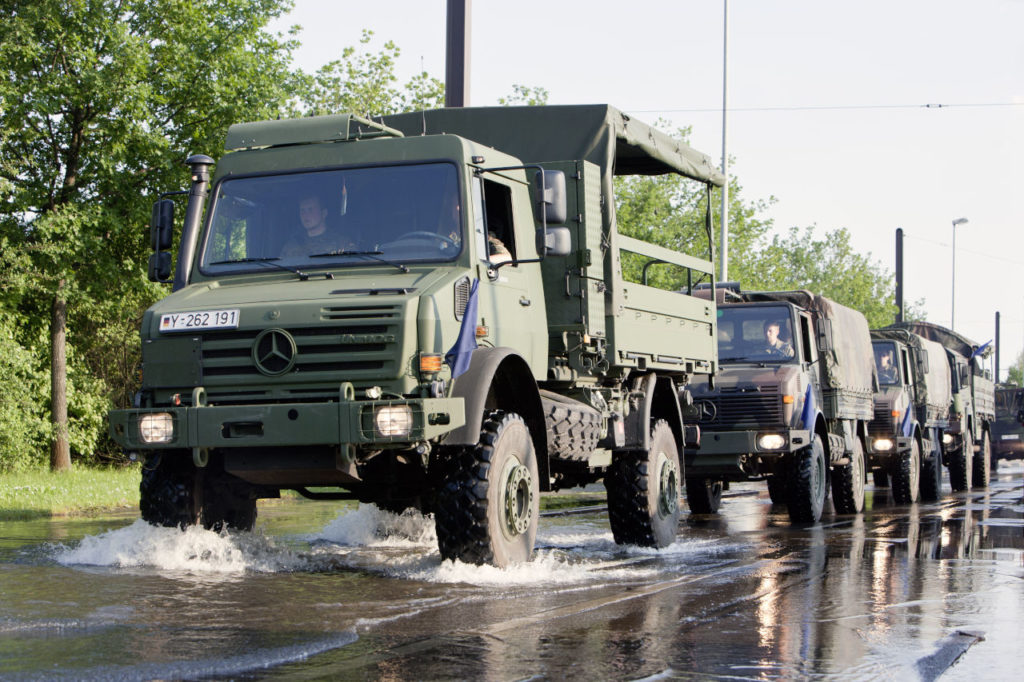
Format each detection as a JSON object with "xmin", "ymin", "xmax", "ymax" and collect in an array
[
  {"xmin": 910, "ymin": 443, "xmax": 920, "ymax": 496},
  {"xmin": 852, "ymin": 445, "xmax": 864, "ymax": 502},
  {"xmin": 813, "ymin": 445, "xmax": 826, "ymax": 503},
  {"xmin": 500, "ymin": 458, "xmax": 534, "ymax": 538},
  {"xmin": 657, "ymin": 453, "xmax": 680, "ymax": 517}
]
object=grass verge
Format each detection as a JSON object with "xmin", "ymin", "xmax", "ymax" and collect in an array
[{"xmin": 0, "ymin": 467, "xmax": 141, "ymax": 520}]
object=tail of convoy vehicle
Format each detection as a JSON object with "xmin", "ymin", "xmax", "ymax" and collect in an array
[
  {"xmin": 868, "ymin": 329, "xmax": 951, "ymax": 502},
  {"xmin": 992, "ymin": 385, "xmax": 1024, "ymax": 467},
  {"xmin": 890, "ymin": 322, "xmax": 995, "ymax": 491},
  {"xmin": 686, "ymin": 287, "xmax": 877, "ymax": 523},
  {"xmin": 108, "ymin": 105, "xmax": 723, "ymax": 566}
]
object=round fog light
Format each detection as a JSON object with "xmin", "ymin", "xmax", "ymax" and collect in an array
[
  {"xmin": 873, "ymin": 438, "xmax": 894, "ymax": 452},
  {"xmin": 942, "ymin": 433, "xmax": 954, "ymax": 445}
]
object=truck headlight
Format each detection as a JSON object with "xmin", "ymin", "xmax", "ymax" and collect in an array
[
  {"xmin": 757, "ymin": 433, "xmax": 786, "ymax": 450},
  {"xmin": 873, "ymin": 438, "xmax": 894, "ymax": 452},
  {"xmin": 374, "ymin": 405, "xmax": 413, "ymax": 438},
  {"xmin": 942, "ymin": 433, "xmax": 954, "ymax": 445},
  {"xmin": 138, "ymin": 413, "xmax": 174, "ymax": 444}
]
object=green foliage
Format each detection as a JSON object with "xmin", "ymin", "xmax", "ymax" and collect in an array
[
  {"xmin": 498, "ymin": 84, "xmax": 550, "ymax": 106},
  {"xmin": 614, "ymin": 126, "xmax": 904, "ymax": 327},
  {"xmin": 0, "ymin": 0, "xmax": 301, "ymax": 467},
  {"xmin": 1007, "ymin": 351, "xmax": 1024, "ymax": 387},
  {"xmin": 294, "ymin": 30, "xmax": 445, "ymax": 116},
  {"xmin": 0, "ymin": 314, "xmax": 49, "ymax": 472}
]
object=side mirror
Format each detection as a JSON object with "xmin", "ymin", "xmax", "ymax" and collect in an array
[
  {"xmin": 533, "ymin": 170, "xmax": 566, "ymax": 225},
  {"xmin": 917, "ymin": 351, "xmax": 929, "ymax": 374},
  {"xmin": 960, "ymin": 365, "xmax": 969, "ymax": 384},
  {"xmin": 150, "ymin": 200, "xmax": 175, "ymax": 251},
  {"xmin": 537, "ymin": 226, "xmax": 571, "ymax": 257},
  {"xmin": 816, "ymin": 318, "xmax": 833, "ymax": 353},
  {"xmin": 148, "ymin": 251, "xmax": 172, "ymax": 282}
]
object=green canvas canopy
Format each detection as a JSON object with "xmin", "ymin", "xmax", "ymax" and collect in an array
[{"xmin": 382, "ymin": 104, "xmax": 724, "ymax": 186}]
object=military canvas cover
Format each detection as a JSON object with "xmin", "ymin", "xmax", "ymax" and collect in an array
[{"xmin": 892, "ymin": 321, "xmax": 981, "ymax": 359}]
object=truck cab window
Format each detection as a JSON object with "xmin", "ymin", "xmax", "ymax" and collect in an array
[{"xmin": 481, "ymin": 178, "xmax": 516, "ymax": 264}]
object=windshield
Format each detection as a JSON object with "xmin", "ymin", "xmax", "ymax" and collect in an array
[
  {"xmin": 873, "ymin": 341, "xmax": 900, "ymax": 386},
  {"xmin": 199, "ymin": 163, "xmax": 462, "ymax": 273},
  {"xmin": 995, "ymin": 388, "xmax": 1023, "ymax": 416},
  {"xmin": 717, "ymin": 305, "xmax": 797, "ymax": 364}
]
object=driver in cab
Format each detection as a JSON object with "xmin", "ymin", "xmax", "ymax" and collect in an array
[
  {"xmin": 281, "ymin": 189, "xmax": 354, "ymax": 258},
  {"xmin": 764, "ymin": 320, "xmax": 795, "ymax": 358}
]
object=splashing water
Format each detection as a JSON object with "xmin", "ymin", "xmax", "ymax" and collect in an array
[{"xmin": 53, "ymin": 519, "xmax": 308, "ymax": 573}]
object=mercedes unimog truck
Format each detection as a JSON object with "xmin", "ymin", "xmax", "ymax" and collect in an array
[
  {"xmin": 867, "ymin": 328, "xmax": 951, "ymax": 503},
  {"xmin": 685, "ymin": 288, "xmax": 876, "ymax": 523},
  {"xmin": 891, "ymin": 322, "xmax": 995, "ymax": 492},
  {"xmin": 108, "ymin": 105, "xmax": 723, "ymax": 567}
]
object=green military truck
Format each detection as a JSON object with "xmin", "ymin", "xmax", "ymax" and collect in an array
[
  {"xmin": 992, "ymin": 385, "xmax": 1024, "ymax": 467},
  {"xmin": 867, "ymin": 329, "xmax": 952, "ymax": 502},
  {"xmin": 108, "ymin": 105, "xmax": 723, "ymax": 566},
  {"xmin": 892, "ymin": 322, "xmax": 995, "ymax": 491},
  {"xmin": 685, "ymin": 288, "xmax": 876, "ymax": 523}
]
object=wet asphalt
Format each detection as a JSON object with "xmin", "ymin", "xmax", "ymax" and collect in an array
[{"xmin": 1, "ymin": 462, "xmax": 1022, "ymax": 680}]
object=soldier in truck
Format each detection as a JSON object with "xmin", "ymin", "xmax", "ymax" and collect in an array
[{"xmin": 763, "ymin": 320, "xmax": 794, "ymax": 358}]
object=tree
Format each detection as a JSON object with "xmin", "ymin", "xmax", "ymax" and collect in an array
[
  {"xmin": 498, "ymin": 84, "xmax": 549, "ymax": 106},
  {"xmin": 0, "ymin": 0, "xmax": 301, "ymax": 470},
  {"xmin": 1007, "ymin": 350, "xmax": 1024, "ymax": 387},
  {"xmin": 294, "ymin": 30, "xmax": 445, "ymax": 117}
]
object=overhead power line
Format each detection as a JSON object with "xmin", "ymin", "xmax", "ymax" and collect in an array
[
  {"xmin": 902, "ymin": 232, "xmax": 1024, "ymax": 267},
  {"xmin": 636, "ymin": 101, "xmax": 1023, "ymax": 114}
]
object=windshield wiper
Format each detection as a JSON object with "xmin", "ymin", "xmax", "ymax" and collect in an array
[
  {"xmin": 209, "ymin": 257, "xmax": 330, "ymax": 281},
  {"xmin": 309, "ymin": 249, "xmax": 410, "ymax": 273}
]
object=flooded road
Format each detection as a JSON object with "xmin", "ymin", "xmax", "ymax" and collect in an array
[{"xmin": 2, "ymin": 464, "xmax": 1023, "ymax": 680}]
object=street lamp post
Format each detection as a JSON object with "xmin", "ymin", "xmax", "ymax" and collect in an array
[{"xmin": 951, "ymin": 217, "xmax": 968, "ymax": 330}]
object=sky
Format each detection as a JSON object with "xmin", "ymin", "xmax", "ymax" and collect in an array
[{"xmin": 269, "ymin": 0, "xmax": 1024, "ymax": 379}]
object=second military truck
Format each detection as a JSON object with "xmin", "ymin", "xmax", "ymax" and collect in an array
[
  {"xmin": 109, "ymin": 105, "xmax": 723, "ymax": 566},
  {"xmin": 686, "ymin": 287, "xmax": 877, "ymax": 523}
]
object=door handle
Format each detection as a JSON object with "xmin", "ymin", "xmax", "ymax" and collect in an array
[{"xmin": 519, "ymin": 296, "xmax": 531, "ymax": 307}]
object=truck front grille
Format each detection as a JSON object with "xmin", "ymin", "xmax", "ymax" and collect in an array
[
  {"xmin": 870, "ymin": 404, "xmax": 895, "ymax": 434},
  {"xmin": 699, "ymin": 385, "xmax": 781, "ymax": 426},
  {"xmin": 198, "ymin": 305, "xmax": 402, "ymax": 385}
]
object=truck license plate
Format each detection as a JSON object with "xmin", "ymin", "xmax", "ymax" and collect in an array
[
  {"xmin": 160, "ymin": 309, "xmax": 240, "ymax": 332},
  {"xmin": 1001, "ymin": 434, "xmax": 1019, "ymax": 441}
]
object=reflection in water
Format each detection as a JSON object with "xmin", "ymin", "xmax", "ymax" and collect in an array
[{"xmin": 0, "ymin": 473, "xmax": 1022, "ymax": 679}]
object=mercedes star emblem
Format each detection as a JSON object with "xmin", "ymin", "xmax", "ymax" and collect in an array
[{"xmin": 252, "ymin": 328, "xmax": 297, "ymax": 376}]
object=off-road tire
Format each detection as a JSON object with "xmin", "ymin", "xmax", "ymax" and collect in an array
[
  {"xmin": 872, "ymin": 469, "xmax": 890, "ymax": 489},
  {"xmin": 606, "ymin": 420, "xmax": 681, "ymax": 548},
  {"xmin": 948, "ymin": 430, "xmax": 973, "ymax": 492},
  {"xmin": 972, "ymin": 430, "xmax": 991, "ymax": 489},
  {"xmin": 202, "ymin": 472, "xmax": 258, "ymax": 532},
  {"xmin": 787, "ymin": 434, "xmax": 828, "ymax": 523},
  {"xmin": 767, "ymin": 470, "xmax": 788, "ymax": 506},
  {"xmin": 541, "ymin": 393, "xmax": 602, "ymax": 462},
  {"xmin": 920, "ymin": 439, "xmax": 943, "ymax": 502},
  {"xmin": 685, "ymin": 477, "xmax": 723, "ymax": 514},
  {"xmin": 140, "ymin": 452, "xmax": 201, "ymax": 529},
  {"xmin": 831, "ymin": 437, "xmax": 866, "ymax": 514},
  {"xmin": 891, "ymin": 438, "xmax": 921, "ymax": 504},
  {"xmin": 434, "ymin": 411, "xmax": 539, "ymax": 567}
]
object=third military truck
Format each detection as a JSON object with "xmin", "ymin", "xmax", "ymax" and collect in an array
[
  {"xmin": 686, "ymin": 287, "xmax": 877, "ymax": 523},
  {"xmin": 867, "ymin": 328, "xmax": 951, "ymax": 502},
  {"xmin": 108, "ymin": 105, "xmax": 722, "ymax": 566}
]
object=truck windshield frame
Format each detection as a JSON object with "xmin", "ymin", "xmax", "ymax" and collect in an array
[
  {"xmin": 717, "ymin": 304, "xmax": 798, "ymax": 364},
  {"xmin": 197, "ymin": 161, "xmax": 464, "ymax": 276}
]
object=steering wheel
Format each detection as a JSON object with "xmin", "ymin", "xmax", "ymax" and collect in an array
[{"xmin": 393, "ymin": 231, "xmax": 458, "ymax": 249}]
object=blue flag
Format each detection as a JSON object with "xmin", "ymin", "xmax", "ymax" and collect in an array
[
  {"xmin": 901, "ymin": 403, "xmax": 915, "ymax": 437},
  {"xmin": 970, "ymin": 340, "xmax": 992, "ymax": 361},
  {"xmin": 800, "ymin": 383, "xmax": 815, "ymax": 430},
  {"xmin": 445, "ymin": 279, "xmax": 479, "ymax": 379}
]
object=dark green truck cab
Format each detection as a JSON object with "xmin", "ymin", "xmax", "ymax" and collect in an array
[{"xmin": 110, "ymin": 106, "xmax": 722, "ymax": 566}]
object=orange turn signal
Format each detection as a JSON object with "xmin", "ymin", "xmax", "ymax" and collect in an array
[
  {"xmin": 891, "ymin": 410, "xmax": 901, "ymax": 418},
  {"xmin": 782, "ymin": 395, "xmax": 794, "ymax": 404},
  {"xmin": 476, "ymin": 325, "xmax": 489, "ymax": 338},
  {"xmin": 419, "ymin": 354, "xmax": 443, "ymax": 373}
]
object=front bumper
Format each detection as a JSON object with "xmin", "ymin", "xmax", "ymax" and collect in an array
[{"xmin": 109, "ymin": 397, "xmax": 465, "ymax": 451}]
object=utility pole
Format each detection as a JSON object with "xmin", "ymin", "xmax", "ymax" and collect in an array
[
  {"xmin": 895, "ymin": 228, "xmax": 904, "ymax": 323},
  {"xmin": 445, "ymin": 0, "xmax": 471, "ymax": 108},
  {"xmin": 719, "ymin": 0, "xmax": 729, "ymax": 281}
]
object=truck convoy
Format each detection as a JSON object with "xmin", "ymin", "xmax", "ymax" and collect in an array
[
  {"xmin": 890, "ymin": 322, "xmax": 995, "ymax": 491},
  {"xmin": 867, "ymin": 328, "xmax": 951, "ymax": 502},
  {"xmin": 685, "ymin": 287, "xmax": 876, "ymax": 523},
  {"xmin": 108, "ymin": 105, "xmax": 723, "ymax": 567}
]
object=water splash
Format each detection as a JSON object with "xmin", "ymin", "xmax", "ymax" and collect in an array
[{"xmin": 53, "ymin": 519, "xmax": 308, "ymax": 573}]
